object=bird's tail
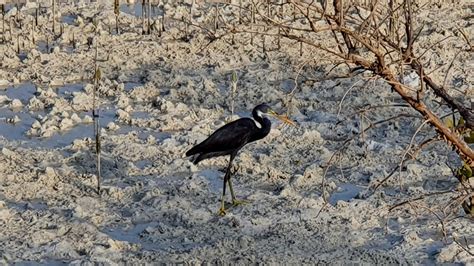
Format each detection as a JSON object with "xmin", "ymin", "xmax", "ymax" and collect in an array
[
  {"xmin": 190, "ymin": 154, "xmax": 200, "ymax": 164},
  {"xmin": 185, "ymin": 148, "xmax": 201, "ymax": 165}
]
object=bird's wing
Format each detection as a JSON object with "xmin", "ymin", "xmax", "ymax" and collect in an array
[{"xmin": 186, "ymin": 118, "xmax": 256, "ymax": 156}]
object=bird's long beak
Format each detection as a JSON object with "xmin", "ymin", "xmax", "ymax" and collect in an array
[{"xmin": 269, "ymin": 110, "xmax": 297, "ymax": 127}]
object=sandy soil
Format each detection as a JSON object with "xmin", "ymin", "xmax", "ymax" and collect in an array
[{"xmin": 0, "ymin": 0, "xmax": 473, "ymax": 264}]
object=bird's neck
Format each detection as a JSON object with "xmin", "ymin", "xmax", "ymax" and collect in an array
[{"xmin": 253, "ymin": 114, "xmax": 272, "ymax": 140}]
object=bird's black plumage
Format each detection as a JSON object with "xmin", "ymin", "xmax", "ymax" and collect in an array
[
  {"xmin": 186, "ymin": 104, "xmax": 272, "ymax": 164},
  {"xmin": 185, "ymin": 103, "xmax": 281, "ymax": 215}
]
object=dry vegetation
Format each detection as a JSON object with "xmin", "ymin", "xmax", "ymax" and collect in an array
[
  {"xmin": 188, "ymin": 0, "xmax": 473, "ymax": 216},
  {"xmin": 0, "ymin": 0, "xmax": 472, "ymax": 263}
]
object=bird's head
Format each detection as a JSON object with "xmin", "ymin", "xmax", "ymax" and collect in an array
[{"xmin": 254, "ymin": 103, "xmax": 296, "ymax": 126}]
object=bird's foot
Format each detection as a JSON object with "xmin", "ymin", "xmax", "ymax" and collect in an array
[
  {"xmin": 218, "ymin": 207, "xmax": 227, "ymax": 216},
  {"xmin": 232, "ymin": 198, "xmax": 251, "ymax": 206}
]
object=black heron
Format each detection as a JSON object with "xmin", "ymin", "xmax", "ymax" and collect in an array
[{"xmin": 186, "ymin": 103, "xmax": 295, "ymax": 215}]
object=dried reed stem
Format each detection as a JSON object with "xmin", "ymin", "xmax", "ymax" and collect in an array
[
  {"xmin": 230, "ymin": 71, "xmax": 237, "ymax": 117},
  {"xmin": 114, "ymin": 0, "xmax": 120, "ymax": 34},
  {"xmin": 93, "ymin": 47, "xmax": 102, "ymax": 194}
]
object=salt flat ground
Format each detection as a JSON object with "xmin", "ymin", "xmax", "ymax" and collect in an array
[{"xmin": 0, "ymin": 1, "xmax": 472, "ymax": 264}]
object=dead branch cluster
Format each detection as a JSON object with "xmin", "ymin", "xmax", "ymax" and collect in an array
[{"xmin": 196, "ymin": 0, "xmax": 473, "ymax": 215}]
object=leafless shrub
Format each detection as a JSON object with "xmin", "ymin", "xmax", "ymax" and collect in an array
[{"xmin": 196, "ymin": 0, "xmax": 473, "ymax": 216}]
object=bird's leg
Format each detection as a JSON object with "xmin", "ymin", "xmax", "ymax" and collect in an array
[
  {"xmin": 219, "ymin": 155, "xmax": 235, "ymax": 216},
  {"xmin": 219, "ymin": 198, "xmax": 226, "ymax": 216},
  {"xmin": 227, "ymin": 178, "xmax": 244, "ymax": 206},
  {"xmin": 227, "ymin": 164, "xmax": 249, "ymax": 206},
  {"xmin": 227, "ymin": 157, "xmax": 239, "ymax": 206},
  {"xmin": 219, "ymin": 170, "xmax": 229, "ymax": 216},
  {"xmin": 228, "ymin": 177, "xmax": 237, "ymax": 202},
  {"xmin": 228, "ymin": 178, "xmax": 251, "ymax": 206}
]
